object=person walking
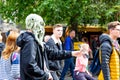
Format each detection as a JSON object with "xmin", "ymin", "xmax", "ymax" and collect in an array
[
  {"xmin": 98, "ymin": 21, "xmax": 120, "ymax": 80},
  {"xmin": 0, "ymin": 29, "xmax": 20, "ymax": 80},
  {"xmin": 16, "ymin": 13, "xmax": 82, "ymax": 80},
  {"xmin": 46, "ymin": 24, "xmax": 64, "ymax": 80},
  {"xmin": 60, "ymin": 30, "xmax": 76, "ymax": 80}
]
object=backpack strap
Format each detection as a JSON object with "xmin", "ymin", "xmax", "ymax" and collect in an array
[
  {"xmin": 99, "ymin": 45, "xmax": 102, "ymax": 64},
  {"xmin": 99, "ymin": 44, "xmax": 114, "ymax": 64}
]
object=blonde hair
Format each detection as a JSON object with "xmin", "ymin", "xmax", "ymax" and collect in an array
[
  {"xmin": 53, "ymin": 24, "xmax": 63, "ymax": 29},
  {"xmin": 2, "ymin": 30, "xmax": 19, "ymax": 59},
  {"xmin": 80, "ymin": 43, "xmax": 89, "ymax": 53}
]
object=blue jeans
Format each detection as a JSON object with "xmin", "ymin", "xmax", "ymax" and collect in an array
[{"xmin": 60, "ymin": 58, "xmax": 75, "ymax": 80}]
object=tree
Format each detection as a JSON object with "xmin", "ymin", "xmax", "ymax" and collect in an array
[
  {"xmin": 0, "ymin": 0, "xmax": 42, "ymax": 28},
  {"xmin": 0, "ymin": 0, "xmax": 120, "ymax": 30}
]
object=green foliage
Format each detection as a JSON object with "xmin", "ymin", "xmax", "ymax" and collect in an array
[
  {"xmin": 0, "ymin": 0, "xmax": 42, "ymax": 28},
  {"xmin": 0, "ymin": 0, "xmax": 120, "ymax": 29}
]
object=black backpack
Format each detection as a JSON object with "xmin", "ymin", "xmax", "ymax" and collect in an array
[{"xmin": 89, "ymin": 48, "xmax": 101, "ymax": 76}]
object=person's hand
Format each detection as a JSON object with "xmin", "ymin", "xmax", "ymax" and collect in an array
[
  {"xmin": 48, "ymin": 73, "xmax": 53, "ymax": 80},
  {"xmin": 72, "ymin": 51, "xmax": 82, "ymax": 57}
]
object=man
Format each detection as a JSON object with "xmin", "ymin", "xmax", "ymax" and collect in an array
[
  {"xmin": 60, "ymin": 30, "xmax": 76, "ymax": 80},
  {"xmin": 98, "ymin": 21, "xmax": 120, "ymax": 80},
  {"xmin": 16, "ymin": 14, "xmax": 82, "ymax": 80},
  {"xmin": 46, "ymin": 24, "xmax": 63, "ymax": 80}
]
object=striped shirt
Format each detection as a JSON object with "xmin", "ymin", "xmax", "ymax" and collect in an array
[{"xmin": 0, "ymin": 56, "xmax": 13, "ymax": 80}]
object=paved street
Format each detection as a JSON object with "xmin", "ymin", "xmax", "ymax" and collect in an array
[
  {"xmin": 62, "ymin": 73, "xmax": 72, "ymax": 80},
  {"xmin": 58, "ymin": 72, "xmax": 72, "ymax": 80},
  {"xmin": 65, "ymin": 76, "xmax": 72, "ymax": 80},
  {"xmin": 59, "ymin": 73, "xmax": 98, "ymax": 80}
]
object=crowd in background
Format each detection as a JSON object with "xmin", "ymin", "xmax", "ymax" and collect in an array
[{"xmin": 0, "ymin": 14, "xmax": 120, "ymax": 80}]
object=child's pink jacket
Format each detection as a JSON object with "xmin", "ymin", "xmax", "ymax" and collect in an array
[{"xmin": 74, "ymin": 54, "xmax": 88, "ymax": 72}]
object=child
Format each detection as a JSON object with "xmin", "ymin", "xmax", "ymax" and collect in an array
[{"xmin": 74, "ymin": 43, "xmax": 96, "ymax": 80}]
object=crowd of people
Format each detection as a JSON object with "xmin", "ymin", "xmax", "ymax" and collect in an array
[{"xmin": 0, "ymin": 13, "xmax": 120, "ymax": 80}]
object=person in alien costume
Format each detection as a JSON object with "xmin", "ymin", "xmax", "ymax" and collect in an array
[{"xmin": 16, "ymin": 14, "xmax": 82, "ymax": 80}]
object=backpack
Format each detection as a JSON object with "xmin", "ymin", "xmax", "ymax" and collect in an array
[{"xmin": 89, "ymin": 48, "xmax": 101, "ymax": 76}]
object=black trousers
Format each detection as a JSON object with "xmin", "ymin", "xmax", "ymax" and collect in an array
[{"xmin": 74, "ymin": 71, "xmax": 96, "ymax": 80}]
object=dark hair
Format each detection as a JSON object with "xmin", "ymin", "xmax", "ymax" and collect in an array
[
  {"xmin": 69, "ymin": 30, "xmax": 75, "ymax": 33},
  {"xmin": 53, "ymin": 24, "xmax": 63, "ymax": 29},
  {"xmin": 5, "ymin": 30, "xmax": 11, "ymax": 37},
  {"xmin": 108, "ymin": 21, "xmax": 120, "ymax": 30}
]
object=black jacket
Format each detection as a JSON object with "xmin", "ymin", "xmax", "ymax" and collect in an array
[
  {"xmin": 16, "ymin": 32, "xmax": 72, "ymax": 80},
  {"xmin": 46, "ymin": 38, "xmax": 62, "ymax": 71},
  {"xmin": 99, "ymin": 34, "xmax": 112, "ymax": 80}
]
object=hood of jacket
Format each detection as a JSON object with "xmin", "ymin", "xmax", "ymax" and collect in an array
[
  {"xmin": 17, "ymin": 32, "xmax": 35, "ymax": 47},
  {"xmin": 99, "ymin": 33, "xmax": 112, "ymax": 45}
]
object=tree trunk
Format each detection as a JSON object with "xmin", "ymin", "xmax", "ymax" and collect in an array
[{"xmin": 69, "ymin": 18, "xmax": 79, "ymax": 41}]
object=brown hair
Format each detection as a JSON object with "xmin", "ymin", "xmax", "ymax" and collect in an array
[
  {"xmin": 53, "ymin": 24, "xmax": 63, "ymax": 29},
  {"xmin": 2, "ymin": 30, "xmax": 19, "ymax": 59},
  {"xmin": 108, "ymin": 21, "xmax": 120, "ymax": 30}
]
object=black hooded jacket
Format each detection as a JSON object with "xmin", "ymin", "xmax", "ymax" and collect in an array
[
  {"xmin": 99, "ymin": 34, "xmax": 112, "ymax": 80},
  {"xmin": 16, "ymin": 32, "xmax": 72, "ymax": 80}
]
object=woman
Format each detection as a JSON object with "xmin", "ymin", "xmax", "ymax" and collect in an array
[{"xmin": 0, "ymin": 29, "xmax": 20, "ymax": 80}]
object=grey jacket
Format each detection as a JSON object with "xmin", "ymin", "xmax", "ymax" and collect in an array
[{"xmin": 99, "ymin": 34, "xmax": 112, "ymax": 80}]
